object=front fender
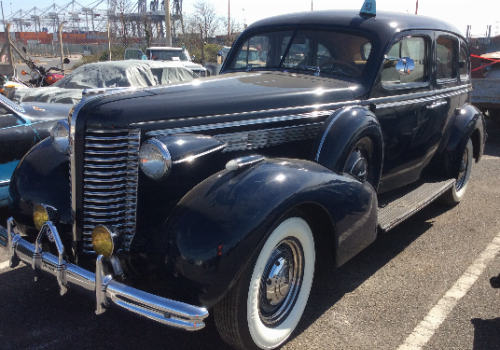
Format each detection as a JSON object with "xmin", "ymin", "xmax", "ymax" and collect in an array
[
  {"xmin": 443, "ymin": 104, "xmax": 486, "ymax": 177},
  {"xmin": 313, "ymin": 106, "xmax": 383, "ymax": 190},
  {"xmin": 166, "ymin": 158, "xmax": 378, "ymax": 307},
  {"xmin": 9, "ymin": 138, "xmax": 71, "ymax": 237}
]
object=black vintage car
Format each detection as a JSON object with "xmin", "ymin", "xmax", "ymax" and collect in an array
[{"xmin": 0, "ymin": 6, "xmax": 486, "ymax": 350}]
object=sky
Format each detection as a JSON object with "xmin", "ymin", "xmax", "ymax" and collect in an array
[{"xmin": 5, "ymin": 0, "xmax": 500, "ymax": 36}]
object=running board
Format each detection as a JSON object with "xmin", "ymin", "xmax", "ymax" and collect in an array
[{"xmin": 378, "ymin": 179, "xmax": 456, "ymax": 232}]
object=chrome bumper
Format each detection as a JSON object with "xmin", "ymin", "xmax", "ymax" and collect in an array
[{"xmin": 0, "ymin": 218, "xmax": 208, "ymax": 330}]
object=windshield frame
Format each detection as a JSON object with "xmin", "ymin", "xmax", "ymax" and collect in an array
[{"xmin": 221, "ymin": 25, "xmax": 374, "ymax": 82}]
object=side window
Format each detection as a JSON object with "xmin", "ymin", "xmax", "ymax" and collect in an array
[
  {"xmin": 233, "ymin": 36, "xmax": 269, "ymax": 69},
  {"xmin": 459, "ymin": 41, "xmax": 469, "ymax": 81},
  {"xmin": 382, "ymin": 36, "xmax": 428, "ymax": 86},
  {"xmin": 436, "ymin": 36, "xmax": 458, "ymax": 81},
  {"xmin": 0, "ymin": 106, "xmax": 22, "ymax": 129}
]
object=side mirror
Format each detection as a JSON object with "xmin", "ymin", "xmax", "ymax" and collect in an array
[
  {"xmin": 63, "ymin": 58, "xmax": 70, "ymax": 64},
  {"xmin": 395, "ymin": 57, "xmax": 415, "ymax": 76}
]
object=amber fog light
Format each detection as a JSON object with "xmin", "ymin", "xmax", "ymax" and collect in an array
[
  {"xmin": 91, "ymin": 225, "xmax": 121, "ymax": 257},
  {"xmin": 33, "ymin": 203, "xmax": 59, "ymax": 230}
]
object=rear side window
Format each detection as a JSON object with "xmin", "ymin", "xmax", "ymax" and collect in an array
[
  {"xmin": 382, "ymin": 37, "xmax": 428, "ymax": 86},
  {"xmin": 459, "ymin": 41, "xmax": 469, "ymax": 81},
  {"xmin": 436, "ymin": 36, "xmax": 458, "ymax": 81}
]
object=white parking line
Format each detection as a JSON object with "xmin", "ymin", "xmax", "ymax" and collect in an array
[
  {"xmin": 0, "ymin": 260, "xmax": 10, "ymax": 270},
  {"xmin": 397, "ymin": 231, "xmax": 500, "ymax": 350}
]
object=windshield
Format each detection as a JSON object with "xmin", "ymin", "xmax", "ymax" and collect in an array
[
  {"xmin": 147, "ymin": 49, "xmax": 190, "ymax": 61},
  {"xmin": 226, "ymin": 28, "xmax": 372, "ymax": 78}
]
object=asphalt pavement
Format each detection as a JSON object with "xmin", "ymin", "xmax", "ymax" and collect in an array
[{"xmin": 0, "ymin": 119, "xmax": 499, "ymax": 350}]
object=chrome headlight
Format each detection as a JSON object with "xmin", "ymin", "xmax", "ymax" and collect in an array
[
  {"xmin": 50, "ymin": 120, "xmax": 70, "ymax": 154},
  {"xmin": 30, "ymin": 69, "xmax": 41, "ymax": 80},
  {"xmin": 139, "ymin": 139, "xmax": 171, "ymax": 180}
]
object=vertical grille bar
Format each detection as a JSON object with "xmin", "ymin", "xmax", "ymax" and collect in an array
[{"xmin": 81, "ymin": 128, "xmax": 140, "ymax": 252}]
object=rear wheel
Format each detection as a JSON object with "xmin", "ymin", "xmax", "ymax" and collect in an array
[
  {"xmin": 439, "ymin": 138, "xmax": 473, "ymax": 206},
  {"xmin": 214, "ymin": 211, "xmax": 315, "ymax": 350}
]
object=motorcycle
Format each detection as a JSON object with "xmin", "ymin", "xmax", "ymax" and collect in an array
[{"xmin": 20, "ymin": 47, "xmax": 70, "ymax": 87}]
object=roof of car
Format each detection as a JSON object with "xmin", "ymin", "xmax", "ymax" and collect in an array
[{"xmin": 246, "ymin": 10, "xmax": 463, "ymax": 39}]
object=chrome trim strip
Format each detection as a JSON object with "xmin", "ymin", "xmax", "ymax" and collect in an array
[
  {"xmin": 147, "ymin": 110, "xmax": 336, "ymax": 136},
  {"xmin": 372, "ymin": 85, "xmax": 471, "ymax": 109},
  {"xmin": 172, "ymin": 144, "xmax": 227, "ymax": 164},
  {"xmin": 0, "ymin": 94, "xmax": 25, "ymax": 113},
  {"xmin": 0, "ymin": 221, "xmax": 208, "ymax": 330}
]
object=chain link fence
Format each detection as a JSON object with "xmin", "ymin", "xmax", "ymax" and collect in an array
[{"xmin": 0, "ymin": 20, "xmax": 226, "ymax": 77}]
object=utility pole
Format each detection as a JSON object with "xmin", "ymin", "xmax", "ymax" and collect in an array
[
  {"xmin": 228, "ymin": 0, "xmax": 230, "ymax": 36},
  {"xmin": 165, "ymin": 0, "xmax": 172, "ymax": 46},
  {"xmin": 415, "ymin": 0, "xmax": 418, "ymax": 14},
  {"xmin": 311, "ymin": 0, "xmax": 313, "ymax": 11},
  {"xmin": 1, "ymin": 1, "xmax": 6, "ymax": 31}
]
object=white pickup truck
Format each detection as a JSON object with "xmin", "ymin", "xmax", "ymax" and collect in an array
[{"xmin": 471, "ymin": 51, "xmax": 500, "ymax": 122}]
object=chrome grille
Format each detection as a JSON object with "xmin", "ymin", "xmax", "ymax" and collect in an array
[{"xmin": 82, "ymin": 128, "xmax": 141, "ymax": 252}]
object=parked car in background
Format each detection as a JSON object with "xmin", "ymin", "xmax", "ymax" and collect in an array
[
  {"xmin": 0, "ymin": 7, "xmax": 485, "ymax": 350},
  {"xmin": 7, "ymin": 60, "xmax": 198, "ymax": 104},
  {"xmin": 124, "ymin": 48, "xmax": 147, "ymax": 60},
  {"xmin": 0, "ymin": 94, "xmax": 72, "ymax": 206},
  {"xmin": 145, "ymin": 46, "xmax": 210, "ymax": 77}
]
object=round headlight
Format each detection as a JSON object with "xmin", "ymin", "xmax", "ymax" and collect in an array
[
  {"xmin": 30, "ymin": 70, "xmax": 41, "ymax": 80},
  {"xmin": 33, "ymin": 204, "xmax": 49, "ymax": 231},
  {"xmin": 91, "ymin": 225, "xmax": 116, "ymax": 257},
  {"xmin": 50, "ymin": 120, "xmax": 70, "ymax": 154},
  {"xmin": 139, "ymin": 139, "xmax": 171, "ymax": 181}
]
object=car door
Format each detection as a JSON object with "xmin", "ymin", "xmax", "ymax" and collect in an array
[
  {"xmin": 369, "ymin": 31, "xmax": 434, "ymax": 193},
  {"xmin": 0, "ymin": 106, "xmax": 38, "ymax": 205}
]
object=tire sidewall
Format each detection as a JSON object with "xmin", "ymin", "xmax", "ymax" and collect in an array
[
  {"xmin": 451, "ymin": 138, "xmax": 473, "ymax": 201},
  {"xmin": 245, "ymin": 215, "xmax": 315, "ymax": 349}
]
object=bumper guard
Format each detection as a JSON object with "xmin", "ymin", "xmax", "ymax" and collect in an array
[{"xmin": 0, "ymin": 218, "xmax": 208, "ymax": 330}]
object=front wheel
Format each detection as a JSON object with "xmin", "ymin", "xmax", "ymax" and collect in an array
[
  {"xmin": 214, "ymin": 212, "xmax": 315, "ymax": 350},
  {"xmin": 439, "ymin": 138, "xmax": 473, "ymax": 206}
]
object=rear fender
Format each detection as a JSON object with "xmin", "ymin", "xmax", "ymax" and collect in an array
[
  {"xmin": 443, "ymin": 104, "xmax": 485, "ymax": 177},
  {"xmin": 313, "ymin": 106, "xmax": 383, "ymax": 190},
  {"xmin": 166, "ymin": 157, "xmax": 378, "ymax": 307}
]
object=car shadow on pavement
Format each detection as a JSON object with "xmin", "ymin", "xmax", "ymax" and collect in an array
[
  {"xmin": 291, "ymin": 202, "xmax": 450, "ymax": 341},
  {"xmin": 0, "ymin": 267, "xmax": 232, "ymax": 350},
  {"xmin": 471, "ymin": 317, "xmax": 500, "ymax": 350}
]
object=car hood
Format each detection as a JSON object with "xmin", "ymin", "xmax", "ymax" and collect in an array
[
  {"xmin": 19, "ymin": 101, "xmax": 73, "ymax": 122},
  {"xmin": 86, "ymin": 71, "xmax": 364, "ymax": 129}
]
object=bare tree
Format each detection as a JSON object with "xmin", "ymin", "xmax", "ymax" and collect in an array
[{"xmin": 191, "ymin": 0, "xmax": 223, "ymax": 39}]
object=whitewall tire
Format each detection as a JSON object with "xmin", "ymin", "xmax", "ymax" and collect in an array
[{"xmin": 215, "ymin": 212, "xmax": 315, "ymax": 350}]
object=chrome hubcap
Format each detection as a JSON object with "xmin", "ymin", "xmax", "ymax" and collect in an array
[{"xmin": 259, "ymin": 238, "xmax": 304, "ymax": 327}]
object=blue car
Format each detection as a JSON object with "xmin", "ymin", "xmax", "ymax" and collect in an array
[{"xmin": 0, "ymin": 95, "xmax": 71, "ymax": 206}]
